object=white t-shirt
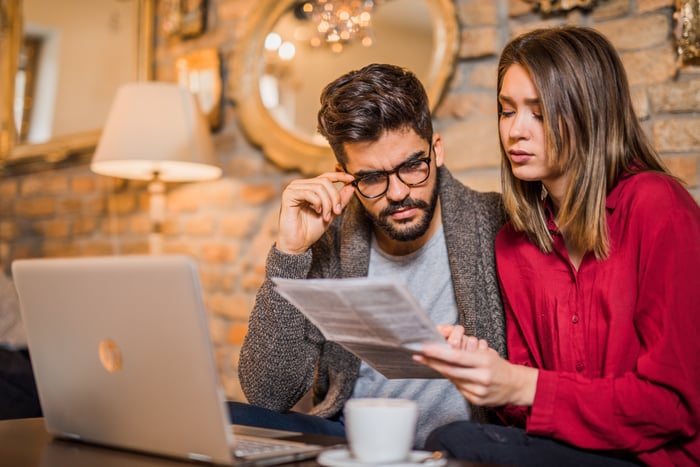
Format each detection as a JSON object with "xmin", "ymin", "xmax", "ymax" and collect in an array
[{"xmin": 351, "ymin": 225, "xmax": 470, "ymax": 448}]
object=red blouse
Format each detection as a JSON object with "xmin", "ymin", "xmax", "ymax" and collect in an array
[{"xmin": 495, "ymin": 172, "xmax": 700, "ymax": 466}]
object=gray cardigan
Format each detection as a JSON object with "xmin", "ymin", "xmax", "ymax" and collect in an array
[{"xmin": 238, "ymin": 166, "xmax": 507, "ymax": 423}]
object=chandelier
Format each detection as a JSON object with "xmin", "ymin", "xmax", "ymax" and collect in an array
[
  {"xmin": 298, "ymin": 0, "xmax": 378, "ymax": 53},
  {"xmin": 526, "ymin": 0, "xmax": 598, "ymax": 13}
]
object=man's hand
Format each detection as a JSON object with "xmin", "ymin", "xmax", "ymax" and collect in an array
[
  {"xmin": 276, "ymin": 172, "xmax": 356, "ymax": 255},
  {"xmin": 414, "ymin": 325, "xmax": 538, "ymax": 408}
]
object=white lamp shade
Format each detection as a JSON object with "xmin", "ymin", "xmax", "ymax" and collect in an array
[{"xmin": 91, "ymin": 82, "xmax": 222, "ymax": 182}]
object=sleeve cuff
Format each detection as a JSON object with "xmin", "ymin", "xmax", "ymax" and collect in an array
[{"xmin": 526, "ymin": 369, "xmax": 558, "ymax": 436}]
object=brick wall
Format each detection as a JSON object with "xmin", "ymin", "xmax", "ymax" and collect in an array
[{"xmin": 1, "ymin": 0, "xmax": 698, "ymax": 401}]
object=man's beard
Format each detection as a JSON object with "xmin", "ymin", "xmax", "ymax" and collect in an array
[{"xmin": 366, "ymin": 177, "xmax": 440, "ymax": 242}]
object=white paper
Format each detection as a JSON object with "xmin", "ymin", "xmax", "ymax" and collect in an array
[{"xmin": 272, "ymin": 277, "xmax": 449, "ymax": 379}]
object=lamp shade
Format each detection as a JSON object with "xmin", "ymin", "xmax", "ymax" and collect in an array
[{"xmin": 91, "ymin": 82, "xmax": 222, "ymax": 182}]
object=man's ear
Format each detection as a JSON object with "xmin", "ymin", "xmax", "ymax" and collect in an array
[{"xmin": 432, "ymin": 134, "xmax": 445, "ymax": 167}]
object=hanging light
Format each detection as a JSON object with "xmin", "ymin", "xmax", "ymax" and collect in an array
[
  {"xmin": 299, "ymin": 0, "xmax": 378, "ymax": 52},
  {"xmin": 526, "ymin": 0, "xmax": 598, "ymax": 13}
]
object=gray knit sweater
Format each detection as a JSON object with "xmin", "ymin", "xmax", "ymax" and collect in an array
[{"xmin": 238, "ymin": 166, "xmax": 507, "ymax": 423}]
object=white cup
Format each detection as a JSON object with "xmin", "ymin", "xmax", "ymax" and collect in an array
[{"xmin": 344, "ymin": 398, "xmax": 417, "ymax": 464}]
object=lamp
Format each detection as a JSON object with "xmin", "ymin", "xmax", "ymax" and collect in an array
[{"xmin": 91, "ymin": 82, "xmax": 222, "ymax": 254}]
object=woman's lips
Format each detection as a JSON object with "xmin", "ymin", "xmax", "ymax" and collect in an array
[{"xmin": 509, "ymin": 150, "xmax": 533, "ymax": 164}]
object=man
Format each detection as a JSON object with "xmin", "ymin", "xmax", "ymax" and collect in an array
[{"xmin": 235, "ymin": 64, "xmax": 506, "ymax": 447}]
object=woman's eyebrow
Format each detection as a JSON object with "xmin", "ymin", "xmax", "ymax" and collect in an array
[{"xmin": 498, "ymin": 94, "xmax": 541, "ymax": 106}]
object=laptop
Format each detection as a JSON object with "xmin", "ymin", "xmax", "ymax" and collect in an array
[{"xmin": 11, "ymin": 255, "xmax": 334, "ymax": 466}]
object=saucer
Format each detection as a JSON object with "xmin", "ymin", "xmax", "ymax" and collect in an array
[{"xmin": 317, "ymin": 448, "xmax": 447, "ymax": 467}]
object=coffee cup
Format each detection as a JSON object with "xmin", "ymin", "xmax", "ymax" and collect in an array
[{"xmin": 343, "ymin": 398, "xmax": 417, "ymax": 464}]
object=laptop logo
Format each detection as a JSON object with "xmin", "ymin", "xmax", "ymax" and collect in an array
[{"xmin": 98, "ymin": 339, "xmax": 123, "ymax": 372}]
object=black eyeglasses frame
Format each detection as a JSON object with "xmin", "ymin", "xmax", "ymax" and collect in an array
[{"xmin": 349, "ymin": 143, "xmax": 434, "ymax": 199}]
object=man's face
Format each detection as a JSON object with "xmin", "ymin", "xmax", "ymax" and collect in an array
[{"xmin": 342, "ymin": 128, "xmax": 444, "ymax": 249}]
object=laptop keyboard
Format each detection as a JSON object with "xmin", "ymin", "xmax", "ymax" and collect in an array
[{"xmin": 233, "ymin": 436, "xmax": 309, "ymax": 458}]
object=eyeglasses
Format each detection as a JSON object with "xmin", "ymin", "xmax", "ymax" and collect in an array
[{"xmin": 350, "ymin": 145, "xmax": 433, "ymax": 199}]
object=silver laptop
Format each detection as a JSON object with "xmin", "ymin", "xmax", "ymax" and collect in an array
[{"xmin": 12, "ymin": 255, "xmax": 331, "ymax": 466}]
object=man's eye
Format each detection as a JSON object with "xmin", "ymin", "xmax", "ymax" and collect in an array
[
  {"xmin": 360, "ymin": 174, "xmax": 385, "ymax": 186},
  {"xmin": 402, "ymin": 160, "xmax": 423, "ymax": 170}
]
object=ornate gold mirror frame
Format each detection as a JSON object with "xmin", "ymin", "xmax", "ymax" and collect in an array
[
  {"xmin": 231, "ymin": 0, "xmax": 459, "ymax": 175},
  {"xmin": 0, "ymin": 0, "xmax": 154, "ymax": 174},
  {"xmin": 676, "ymin": 0, "xmax": 700, "ymax": 64}
]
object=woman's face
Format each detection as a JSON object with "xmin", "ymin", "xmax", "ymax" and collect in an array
[{"xmin": 498, "ymin": 64, "xmax": 569, "ymax": 202}]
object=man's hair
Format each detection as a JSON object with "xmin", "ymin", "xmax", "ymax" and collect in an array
[
  {"xmin": 317, "ymin": 63, "xmax": 433, "ymax": 166},
  {"xmin": 497, "ymin": 26, "xmax": 669, "ymax": 259}
]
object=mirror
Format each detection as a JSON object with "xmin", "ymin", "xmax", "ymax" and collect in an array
[
  {"xmin": 232, "ymin": 0, "xmax": 458, "ymax": 175},
  {"xmin": 0, "ymin": 0, "xmax": 154, "ymax": 173}
]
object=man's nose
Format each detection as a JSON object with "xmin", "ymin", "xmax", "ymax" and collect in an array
[{"xmin": 385, "ymin": 172, "xmax": 410, "ymax": 202}]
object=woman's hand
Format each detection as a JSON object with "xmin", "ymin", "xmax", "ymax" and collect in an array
[{"xmin": 415, "ymin": 325, "xmax": 538, "ymax": 407}]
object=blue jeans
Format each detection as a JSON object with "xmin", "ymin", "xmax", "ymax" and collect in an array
[
  {"xmin": 426, "ymin": 421, "xmax": 641, "ymax": 466},
  {"xmin": 226, "ymin": 401, "xmax": 346, "ymax": 438},
  {"xmin": 0, "ymin": 347, "xmax": 42, "ymax": 420}
]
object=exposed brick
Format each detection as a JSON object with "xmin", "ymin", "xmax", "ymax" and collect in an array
[
  {"xmin": 457, "ymin": 0, "xmax": 499, "ymax": 26},
  {"xmin": 662, "ymin": 155, "xmax": 698, "ymax": 186},
  {"xmin": 653, "ymin": 118, "xmax": 700, "ymax": 152},
  {"xmin": 227, "ymin": 322, "xmax": 249, "ymax": 347},
  {"xmin": 0, "ymin": 221, "xmax": 19, "ymax": 241},
  {"xmin": 201, "ymin": 242, "xmax": 240, "ymax": 264},
  {"xmin": 621, "ymin": 46, "xmax": 677, "ymax": 86},
  {"xmin": 129, "ymin": 215, "xmax": 151, "ymax": 235},
  {"xmin": 594, "ymin": 14, "xmax": 670, "ymax": 51},
  {"xmin": 42, "ymin": 241, "xmax": 80, "ymax": 258},
  {"xmin": 434, "ymin": 92, "xmax": 497, "ymax": 120},
  {"xmin": 168, "ymin": 186, "xmax": 203, "ymax": 213},
  {"xmin": 33, "ymin": 219, "xmax": 70, "ymax": 239},
  {"xmin": 591, "ymin": 0, "xmax": 631, "ymax": 20},
  {"xmin": 220, "ymin": 210, "xmax": 259, "ymax": 238},
  {"xmin": 241, "ymin": 271, "xmax": 265, "ymax": 293},
  {"xmin": 15, "ymin": 197, "xmax": 57, "ymax": 218},
  {"xmin": 73, "ymin": 217, "xmax": 98, "ymax": 236},
  {"xmin": 20, "ymin": 174, "xmax": 68, "ymax": 195},
  {"xmin": 81, "ymin": 241, "xmax": 119, "ymax": 257},
  {"xmin": 0, "ymin": 179, "xmax": 18, "ymax": 198},
  {"xmin": 459, "ymin": 27, "xmax": 500, "ymax": 59},
  {"xmin": 184, "ymin": 215, "xmax": 216, "ymax": 236},
  {"xmin": 60, "ymin": 198, "xmax": 83, "ymax": 215},
  {"xmin": 648, "ymin": 78, "xmax": 700, "ymax": 113},
  {"xmin": 441, "ymin": 118, "xmax": 501, "ymax": 171},
  {"xmin": 637, "ymin": 0, "xmax": 674, "ymax": 13},
  {"xmin": 239, "ymin": 182, "xmax": 277, "ymax": 205},
  {"xmin": 106, "ymin": 192, "xmax": 137, "ymax": 215},
  {"xmin": 508, "ymin": 0, "xmax": 533, "ymax": 17},
  {"xmin": 71, "ymin": 175, "xmax": 96, "ymax": 193},
  {"xmin": 469, "ymin": 62, "xmax": 499, "ymax": 89}
]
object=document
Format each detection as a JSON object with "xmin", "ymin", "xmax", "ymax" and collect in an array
[{"xmin": 272, "ymin": 277, "xmax": 449, "ymax": 379}]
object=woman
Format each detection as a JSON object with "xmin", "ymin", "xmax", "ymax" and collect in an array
[{"xmin": 414, "ymin": 26, "xmax": 700, "ymax": 466}]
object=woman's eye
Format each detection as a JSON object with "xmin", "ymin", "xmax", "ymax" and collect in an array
[
  {"xmin": 533, "ymin": 113, "xmax": 544, "ymax": 121},
  {"xmin": 498, "ymin": 110, "xmax": 515, "ymax": 118}
]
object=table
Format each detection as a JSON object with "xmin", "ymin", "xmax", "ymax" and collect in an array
[{"xmin": 0, "ymin": 418, "xmax": 500, "ymax": 467}]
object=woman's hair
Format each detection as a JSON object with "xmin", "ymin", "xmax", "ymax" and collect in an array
[
  {"xmin": 317, "ymin": 63, "xmax": 433, "ymax": 167},
  {"xmin": 497, "ymin": 26, "xmax": 670, "ymax": 259}
]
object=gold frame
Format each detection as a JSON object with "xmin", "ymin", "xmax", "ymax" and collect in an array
[
  {"xmin": 677, "ymin": 0, "xmax": 700, "ymax": 64},
  {"xmin": 230, "ymin": 0, "xmax": 459, "ymax": 175},
  {"xmin": 0, "ymin": 0, "xmax": 154, "ymax": 173}
]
